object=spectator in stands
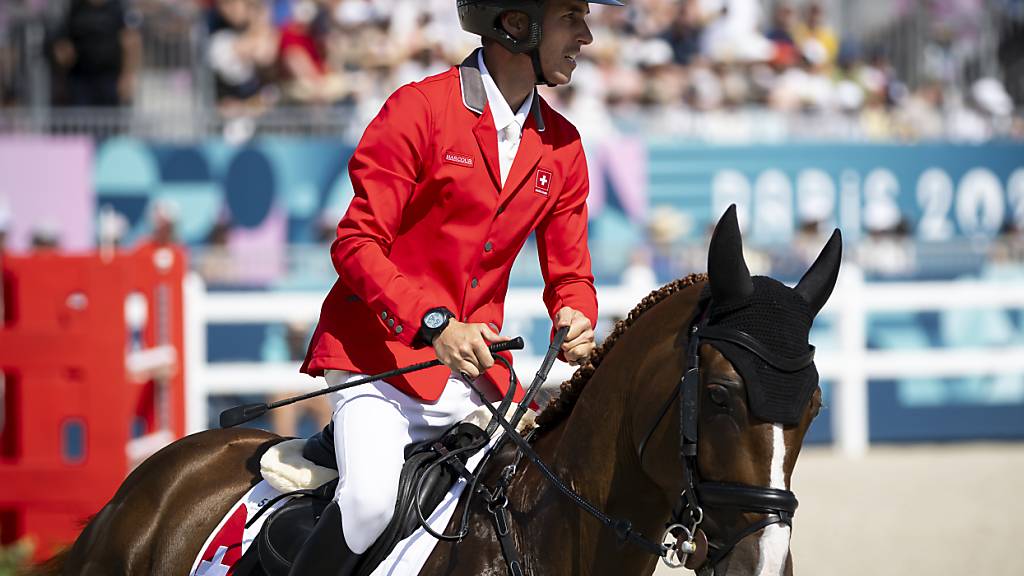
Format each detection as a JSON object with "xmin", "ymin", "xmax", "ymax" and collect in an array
[
  {"xmin": 793, "ymin": 1, "xmax": 838, "ymax": 68},
  {"xmin": 29, "ymin": 221, "xmax": 60, "ymax": 251},
  {"xmin": 198, "ymin": 212, "xmax": 237, "ymax": 285},
  {"xmin": 278, "ymin": 0, "xmax": 348, "ymax": 105},
  {"xmin": 51, "ymin": 0, "xmax": 140, "ymax": 107},
  {"xmin": 770, "ymin": 34, "xmax": 838, "ymax": 113},
  {"xmin": 138, "ymin": 199, "xmax": 179, "ymax": 249},
  {"xmin": 207, "ymin": 0, "xmax": 279, "ymax": 111},
  {"xmin": 993, "ymin": 220, "xmax": 1024, "ymax": 264},
  {"xmin": 660, "ymin": 0, "xmax": 705, "ymax": 66},
  {"xmin": 972, "ymin": 77, "xmax": 1016, "ymax": 135},
  {"xmin": 700, "ymin": 0, "xmax": 773, "ymax": 63},
  {"xmin": 97, "ymin": 204, "xmax": 128, "ymax": 259},
  {"xmin": 646, "ymin": 205, "xmax": 688, "ymax": 280},
  {"xmin": 391, "ymin": 39, "xmax": 449, "ymax": 89},
  {"xmin": 894, "ymin": 79, "xmax": 946, "ymax": 140},
  {"xmin": 861, "ymin": 214, "xmax": 915, "ymax": 278},
  {"xmin": 620, "ymin": 247, "xmax": 657, "ymax": 290},
  {"xmin": 765, "ymin": 2, "xmax": 799, "ymax": 67}
]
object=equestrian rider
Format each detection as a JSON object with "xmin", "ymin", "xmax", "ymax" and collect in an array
[{"xmin": 292, "ymin": 1, "xmax": 622, "ymax": 573}]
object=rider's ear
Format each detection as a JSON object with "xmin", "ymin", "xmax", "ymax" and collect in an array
[
  {"xmin": 794, "ymin": 229, "xmax": 842, "ymax": 316},
  {"xmin": 499, "ymin": 10, "xmax": 530, "ymax": 40},
  {"xmin": 708, "ymin": 204, "xmax": 754, "ymax": 306}
]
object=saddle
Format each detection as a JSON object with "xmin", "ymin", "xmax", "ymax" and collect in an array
[{"xmin": 249, "ymin": 420, "xmax": 490, "ymax": 576}]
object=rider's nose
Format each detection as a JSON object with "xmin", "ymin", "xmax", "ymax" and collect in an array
[{"xmin": 579, "ymin": 21, "xmax": 593, "ymax": 46}]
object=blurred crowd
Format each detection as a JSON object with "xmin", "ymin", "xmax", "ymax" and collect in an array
[
  {"xmin": 197, "ymin": 0, "xmax": 1024, "ymax": 140},
  {"xmin": 0, "ymin": 0, "xmax": 1021, "ymax": 140}
]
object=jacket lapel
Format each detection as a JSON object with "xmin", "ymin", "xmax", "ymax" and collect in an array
[
  {"xmin": 460, "ymin": 50, "xmax": 502, "ymax": 193},
  {"xmin": 473, "ymin": 113, "xmax": 502, "ymax": 192}
]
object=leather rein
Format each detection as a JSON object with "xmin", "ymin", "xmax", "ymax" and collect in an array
[{"xmin": 424, "ymin": 299, "xmax": 813, "ymax": 574}]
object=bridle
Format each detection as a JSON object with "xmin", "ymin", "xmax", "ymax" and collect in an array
[
  {"xmin": 437, "ymin": 299, "xmax": 816, "ymax": 575},
  {"xmin": 639, "ymin": 300, "xmax": 814, "ymax": 573}
]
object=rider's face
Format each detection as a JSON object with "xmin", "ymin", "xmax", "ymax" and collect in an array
[{"xmin": 538, "ymin": 0, "xmax": 594, "ymax": 86}]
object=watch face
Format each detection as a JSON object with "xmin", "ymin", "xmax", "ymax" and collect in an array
[{"xmin": 425, "ymin": 311, "xmax": 445, "ymax": 329}]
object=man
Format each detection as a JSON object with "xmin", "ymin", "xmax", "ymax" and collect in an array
[
  {"xmin": 293, "ymin": 1, "xmax": 621, "ymax": 573},
  {"xmin": 52, "ymin": 0, "xmax": 139, "ymax": 107}
]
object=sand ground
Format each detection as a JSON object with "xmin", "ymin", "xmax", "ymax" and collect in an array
[{"xmin": 654, "ymin": 442, "xmax": 1024, "ymax": 576}]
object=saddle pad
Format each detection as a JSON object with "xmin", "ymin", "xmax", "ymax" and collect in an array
[
  {"xmin": 188, "ymin": 481, "xmax": 295, "ymax": 576},
  {"xmin": 369, "ymin": 433, "xmax": 498, "ymax": 576}
]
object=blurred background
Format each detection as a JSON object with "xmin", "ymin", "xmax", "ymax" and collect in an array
[{"xmin": 0, "ymin": 0, "xmax": 1022, "ymax": 573}]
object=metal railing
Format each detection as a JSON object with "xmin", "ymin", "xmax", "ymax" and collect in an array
[{"xmin": 0, "ymin": 105, "xmax": 358, "ymax": 141}]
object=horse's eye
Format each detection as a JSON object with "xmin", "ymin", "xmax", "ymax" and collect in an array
[{"xmin": 708, "ymin": 384, "xmax": 730, "ymax": 407}]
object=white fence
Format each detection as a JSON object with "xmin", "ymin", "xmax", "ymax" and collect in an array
[{"xmin": 183, "ymin": 267, "xmax": 1024, "ymax": 458}]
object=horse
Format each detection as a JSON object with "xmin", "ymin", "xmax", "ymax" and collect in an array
[{"xmin": 39, "ymin": 205, "xmax": 839, "ymax": 576}]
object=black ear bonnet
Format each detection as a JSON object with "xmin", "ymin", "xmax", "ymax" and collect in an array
[{"xmin": 699, "ymin": 277, "xmax": 818, "ymax": 426}]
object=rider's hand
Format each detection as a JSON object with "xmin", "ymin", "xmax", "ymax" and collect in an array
[
  {"xmin": 432, "ymin": 321, "xmax": 510, "ymax": 380},
  {"xmin": 555, "ymin": 307, "xmax": 595, "ymax": 365}
]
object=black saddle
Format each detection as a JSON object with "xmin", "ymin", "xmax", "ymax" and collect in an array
[{"xmin": 246, "ymin": 421, "xmax": 490, "ymax": 576}]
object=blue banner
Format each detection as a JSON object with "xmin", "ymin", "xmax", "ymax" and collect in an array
[{"xmin": 647, "ymin": 142, "xmax": 1024, "ymax": 245}]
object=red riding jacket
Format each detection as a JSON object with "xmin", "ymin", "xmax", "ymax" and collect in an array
[{"xmin": 301, "ymin": 51, "xmax": 598, "ymax": 402}]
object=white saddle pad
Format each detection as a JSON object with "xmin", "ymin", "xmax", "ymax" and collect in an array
[
  {"xmin": 187, "ymin": 480, "xmax": 295, "ymax": 576},
  {"xmin": 190, "ymin": 403, "xmax": 532, "ymax": 576}
]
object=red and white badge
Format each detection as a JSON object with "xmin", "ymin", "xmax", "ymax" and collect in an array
[
  {"xmin": 534, "ymin": 169, "xmax": 553, "ymax": 196},
  {"xmin": 443, "ymin": 150, "xmax": 474, "ymax": 168}
]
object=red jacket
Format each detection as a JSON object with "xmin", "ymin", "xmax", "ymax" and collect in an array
[{"xmin": 301, "ymin": 51, "xmax": 598, "ymax": 402}]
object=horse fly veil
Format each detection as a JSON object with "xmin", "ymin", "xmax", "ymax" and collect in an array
[{"xmin": 702, "ymin": 205, "xmax": 841, "ymax": 425}]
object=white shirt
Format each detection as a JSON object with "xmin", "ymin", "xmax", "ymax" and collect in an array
[{"xmin": 478, "ymin": 50, "xmax": 534, "ymax": 187}]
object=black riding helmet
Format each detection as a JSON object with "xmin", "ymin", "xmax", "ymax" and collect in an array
[{"xmin": 458, "ymin": 0, "xmax": 624, "ymax": 86}]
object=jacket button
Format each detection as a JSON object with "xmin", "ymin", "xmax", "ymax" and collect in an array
[
  {"xmin": 387, "ymin": 318, "xmax": 395, "ymax": 328},
  {"xmin": 484, "ymin": 242, "xmax": 493, "ymax": 252},
  {"xmin": 497, "ymin": 206, "xmax": 505, "ymax": 215},
  {"xmin": 395, "ymin": 325, "xmax": 404, "ymax": 335},
  {"xmin": 381, "ymin": 311, "xmax": 388, "ymax": 320},
  {"xmin": 471, "ymin": 278, "xmax": 479, "ymax": 288}
]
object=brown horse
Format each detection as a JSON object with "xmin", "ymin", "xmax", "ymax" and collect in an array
[{"xmin": 42, "ymin": 206, "xmax": 838, "ymax": 576}]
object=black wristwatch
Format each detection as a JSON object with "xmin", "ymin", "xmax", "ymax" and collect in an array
[{"xmin": 420, "ymin": 307, "xmax": 455, "ymax": 345}]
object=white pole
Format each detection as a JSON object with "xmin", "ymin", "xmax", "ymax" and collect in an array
[
  {"xmin": 184, "ymin": 273, "xmax": 208, "ymax": 434},
  {"xmin": 834, "ymin": 263, "xmax": 869, "ymax": 458}
]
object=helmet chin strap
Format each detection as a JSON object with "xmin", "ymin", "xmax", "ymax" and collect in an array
[{"xmin": 529, "ymin": 48, "xmax": 556, "ymax": 88}]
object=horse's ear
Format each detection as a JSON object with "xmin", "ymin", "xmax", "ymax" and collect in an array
[
  {"xmin": 708, "ymin": 204, "xmax": 753, "ymax": 305},
  {"xmin": 794, "ymin": 228, "xmax": 843, "ymax": 316}
]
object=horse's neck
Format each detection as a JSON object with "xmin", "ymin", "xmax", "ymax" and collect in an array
[
  {"xmin": 550, "ymin": 361, "xmax": 637, "ymax": 504},
  {"xmin": 524, "ymin": 317, "xmax": 684, "ymax": 569},
  {"xmin": 549, "ymin": 284, "xmax": 700, "ymax": 490},
  {"xmin": 527, "ymin": 290, "xmax": 698, "ymax": 572},
  {"xmin": 525, "ymin": 364, "xmax": 654, "ymax": 573}
]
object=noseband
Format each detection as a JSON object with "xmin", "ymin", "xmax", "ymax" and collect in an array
[{"xmin": 639, "ymin": 301, "xmax": 813, "ymax": 573}]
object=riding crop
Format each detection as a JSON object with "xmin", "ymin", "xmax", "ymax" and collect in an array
[{"xmin": 219, "ymin": 337, "xmax": 525, "ymax": 428}]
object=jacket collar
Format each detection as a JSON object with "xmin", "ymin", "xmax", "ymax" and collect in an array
[{"xmin": 460, "ymin": 49, "xmax": 545, "ymax": 133}]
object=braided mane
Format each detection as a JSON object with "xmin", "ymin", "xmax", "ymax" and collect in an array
[{"xmin": 535, "ymin": 273, "xmax": 707, "ymax": 430}]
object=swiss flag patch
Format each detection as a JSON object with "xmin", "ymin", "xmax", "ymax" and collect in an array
[
  {"xmin": 196, "ymin": 504, "xmax": 246, "ymax": 575},
  {"xmin": 534, "ymin": 169, "xmax": 553, "ymax": 196}
]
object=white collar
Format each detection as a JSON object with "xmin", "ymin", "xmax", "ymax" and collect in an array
[{"xmin": 478, "ymin": 50, "xmax": 533, "ymax": 133}]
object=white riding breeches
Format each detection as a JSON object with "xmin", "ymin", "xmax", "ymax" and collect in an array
[{"xmin": 323, "ymin": 370, "xmax": 487, "ymax": 555}]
